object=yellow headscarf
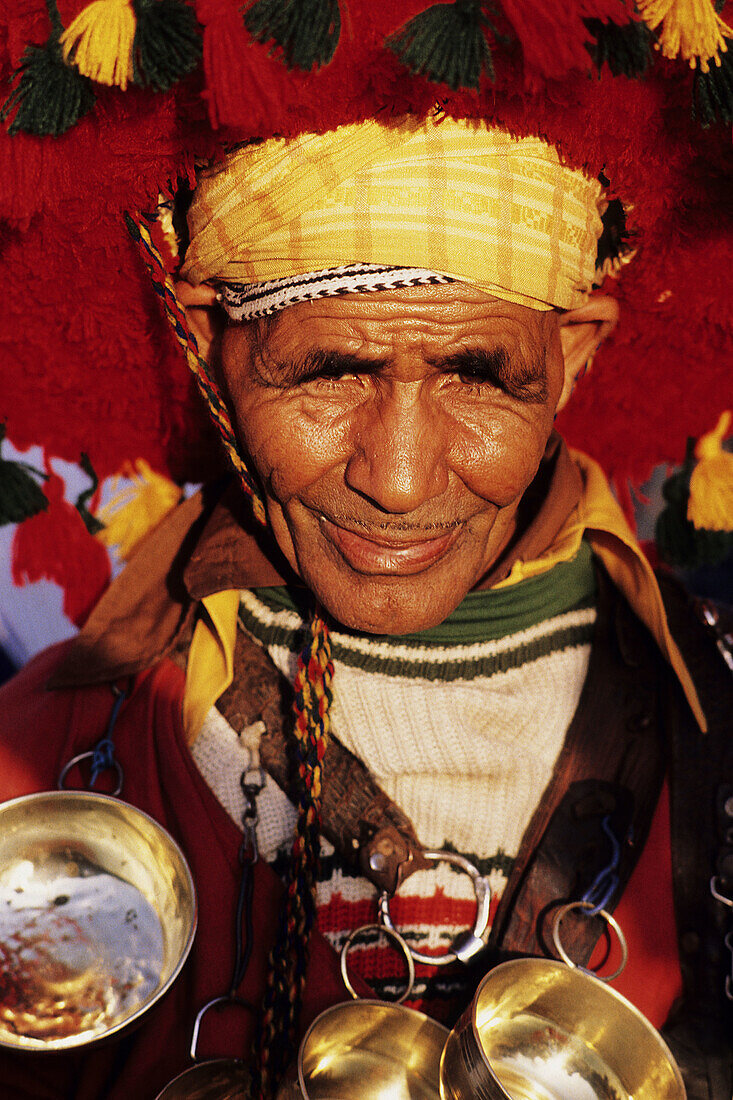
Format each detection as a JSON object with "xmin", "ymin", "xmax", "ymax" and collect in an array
[{"xmin": 182, "ymin": 115, "xmax": 605, "ymax": 313}]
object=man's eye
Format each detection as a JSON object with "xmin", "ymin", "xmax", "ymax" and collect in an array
[
  {"xmin": 294, "ymin": 351, "xmax": 383, "ymax": 388},
  {"xmin": 301, "ymin": 367, "xmax": 360, "ymax": 388},
  {"xmin": 457, "ymin": 369, "xmax": 495, "ymax": 389}
]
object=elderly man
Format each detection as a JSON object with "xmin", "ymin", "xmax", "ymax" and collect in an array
[{"xmin": 0, "ymin": 113, "xmax": 730, "ymax": 1100}]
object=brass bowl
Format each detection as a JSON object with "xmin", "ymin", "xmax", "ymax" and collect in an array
[
  {"xmin": 278, "ymin": 1000, "xmax": 449, "ymax": 1100},
  {"xmin": 440, "ymin": 958, "xmax": 686, "ymax": 1100},
  {"xmin": 155, "ymin": 1059, "xmax": 250, "ymax": 1099},
  {"xmin": 0, "ymin": 790, "xmax": 197, "ymax": 1051}
]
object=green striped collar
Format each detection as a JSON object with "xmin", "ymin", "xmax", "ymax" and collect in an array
[{"xmin": 250, "ymin": 539, "xmax": 596, "ymax": 647}]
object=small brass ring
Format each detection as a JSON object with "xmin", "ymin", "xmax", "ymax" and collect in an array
[
  {"xmin": 57, "ymin": 750, "xmax": 124, "ymax": 797},
  {"xmin": 551, "ymin": 900, "xmax": 628, "ymax": 983},
  {"xmin": 379, "ymin": 848, "xmax": 491, "ymax": 966},
  {"xmin": 340, "ymin": 923, "xmax": 415, "ymax": 1003}
]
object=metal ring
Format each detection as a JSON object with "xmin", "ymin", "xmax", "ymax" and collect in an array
[
  {"xmin": 710, "ymin": 875, "xmax": 733, "ymax": 908},
  {"xmin": 551, "ymin": 900, "xmax": 628, "ymax": 983},
  {"xmin": 340, "ymin": 923, "xmax": 415, "ymax": 1004},
  {"xmin": 57, "ymin": 750, "xmax": 124, "ymax": 797},
  {"xmin": 378, "ymin": 848, "xmax": 491, "ymax": 966}
]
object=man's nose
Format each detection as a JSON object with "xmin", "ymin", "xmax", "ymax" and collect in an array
[{"xmin": 344, "ymin": 390, "xmax": 449, "ymax": 514}]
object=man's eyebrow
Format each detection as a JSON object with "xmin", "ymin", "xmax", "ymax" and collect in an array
[{"xmin": 431, "ymin": 346, "xmax": 548, "ymax": 403}]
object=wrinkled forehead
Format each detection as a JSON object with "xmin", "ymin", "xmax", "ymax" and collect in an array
[
  {"xmin": 221, "ymin": 282, "xmax": 560, "ymax": 400},
  {"xmin": 182, "ymin": 115, "xmax": 606, "ymax": 318}
]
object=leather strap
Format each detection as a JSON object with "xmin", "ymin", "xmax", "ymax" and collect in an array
[{"xmin": 215, "ymin": 621, "xmax": 431, "ymax": 895}]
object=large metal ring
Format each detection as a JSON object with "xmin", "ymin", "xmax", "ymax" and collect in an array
[
  {"xmin": 551, "ymin": 900, "xmax": 628, "ymax": 983},
  {"xmin": 340, "ymin": 923, "xmax": 415, "ymax": 1003},
  {"xmin": 378, "ymin": 848, "xmax": 491, "ymax": 967},
  {"xmin": 57, "ymin": 750, "xmax": 124, "ymax": 797}
]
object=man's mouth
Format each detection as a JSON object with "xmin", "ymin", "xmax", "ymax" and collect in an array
[{"xmin": 318, "ymin": 516, "xmax": 462, "ymax": 575}]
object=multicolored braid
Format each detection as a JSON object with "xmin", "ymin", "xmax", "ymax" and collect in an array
[
  {"xmin": 127, "ymin": 208, "xmax": 336, "ymax": 1097},
  {"xmin": 124, "ymin": 210, "xmax": 266, "ymax": 523},
  {"xmin": 252, "ymin": 612, "xmax": 333, "ymax": 1097}
]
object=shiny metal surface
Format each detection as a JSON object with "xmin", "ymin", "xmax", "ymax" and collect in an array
[
  {"xmin": 0, "ymin": 791, "xmax": 197, "ymax": 1051},
  {"xmin": 439, "ymin": 959, "xmax": 686, "ymax": 1100},
  {"xmin": 281, "ymin": 999, "xmax": 448, "ymax": 1100},
  {"xmin": 155, "ymin": 1059, "xmax": 249, "ymax": 1099}
]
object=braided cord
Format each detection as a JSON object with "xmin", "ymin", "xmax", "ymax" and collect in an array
[
  {"xmin": 252, "ymin": 610, "xmax": 333, "ymax": 1098},
  {"xmin": 127, "ymin": 206, "xmax": 336, "ymax": 1096},
  {"xmin": 124, "ymin": 210, "xmax": 266, "ymax": 523}
]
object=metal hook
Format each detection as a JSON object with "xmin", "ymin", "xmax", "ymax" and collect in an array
[
  {"xmin": 711, "ymin": 875, "xmax": 733, "ymax": 908},
  {"xmin": 189, "ymin": 995, "xmax": 257, "ymax": 1062}
]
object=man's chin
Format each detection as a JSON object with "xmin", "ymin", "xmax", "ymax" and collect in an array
[{"xmin": 306, "ymin": 571, "xmax": 470, "ymax": 636}]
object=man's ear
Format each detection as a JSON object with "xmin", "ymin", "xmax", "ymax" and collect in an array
[
  {"xmin": 556, "ymin": 295, "xmax": 620, "ymax": 412},
  {"xmin": 174, "ymin": 280, "xmax": 223, "ymax": 361}
]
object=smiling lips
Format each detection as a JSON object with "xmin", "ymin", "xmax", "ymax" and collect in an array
[{"xmin": 319, "ymin": 516, "xmax": 462, "ymax": 575}]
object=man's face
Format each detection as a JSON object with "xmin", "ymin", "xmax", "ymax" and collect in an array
[{"xmin": 218, "ymin": 284, "xmax": 566, "ymax": 634}]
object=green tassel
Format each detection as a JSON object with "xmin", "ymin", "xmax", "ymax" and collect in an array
[
  {"xmin": 584, "ymin": 17, "xmax": 654, "ymax": 79},
  {"xmin": 132, "ymin": 0, "xmax": 202, "ymax": 92},
  {"xmin": 387, "ymin": 0, "xmax": 497, "ymax": 91},
  {"xmin": 75, "ymin": 453, "xmax": 105, "ymax": 536},
  {"xmin": 0, "ymin": 0, "xmax": 96, "ymax": 136},
  {"xmin": 244, "ymin": 0, "xmax": 341, "ymax": 71},
  {"xmin": 0, "ymin": 426, "xmax": 49, "ymax": 525},
  {"xmin": 655, "ymin": 441, "xmax": 733, "ymax": 569},
  {"xmin": 692, "ymin": 43, "xmax": 733, "ymax": 127}
]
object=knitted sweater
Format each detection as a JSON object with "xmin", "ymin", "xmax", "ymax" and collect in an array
[{"xmin": 191, "ymin": 543, "xmax": 597, "ymax": 1019}]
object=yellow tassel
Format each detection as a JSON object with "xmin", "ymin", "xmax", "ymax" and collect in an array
[
  {"xmin": 97, "ymin": 459, "xmax": 183, "ymax": 560},
  {"xmin": 688, "ymin": 410, "xmax": 733, "ymax": 531},
  {"xmin": 638, "ymin": 0, "xmax": 732, "ymax": 71},
  {"xmin": 60, "ymin": 0, "xmax": 136, "ymax": 90}
]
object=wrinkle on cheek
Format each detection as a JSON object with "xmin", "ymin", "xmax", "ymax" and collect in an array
[{"xmin": 451, "ymin": 418, "xmax": 547, "ymax": 506}]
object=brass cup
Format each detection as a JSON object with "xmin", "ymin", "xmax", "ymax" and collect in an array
[
  {"xmin": 278, "ymin": 999, "xmax": 449, "ymax": 1100},
  {"xmin": 439, "ymin": 958, "xmax": 686, "ymax": 1100},
  {"xmin": 0, "ymin": 790, "xmax": 197, "ymax": 1051}
]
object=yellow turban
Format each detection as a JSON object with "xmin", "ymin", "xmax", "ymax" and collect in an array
[{"xmin": 182, "ymin": 115, "xmax": 605, "ymax": 313}]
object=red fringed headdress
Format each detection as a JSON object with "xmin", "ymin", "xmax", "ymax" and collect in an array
[{"xmin": 1, "ymin": 0, "xmax": 731, "ymax": 498}]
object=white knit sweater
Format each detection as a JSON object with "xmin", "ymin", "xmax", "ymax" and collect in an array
[{"xmin": 191, "ymin": 549, "xmax": 597, "ymax": 1009}]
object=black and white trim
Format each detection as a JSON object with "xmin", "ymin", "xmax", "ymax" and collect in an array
[{"xmin": 217, "ymin": 263, "xmax": 456, "ymax": 321}]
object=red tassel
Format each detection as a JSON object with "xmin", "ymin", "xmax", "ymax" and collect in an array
[
  {"xmin": 501, "ymin": 0, "xmax": 634, "ymax": 81},
  {"xmin": 11, "ymin": 470, "xmax": 111, "ymax": 628}
]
